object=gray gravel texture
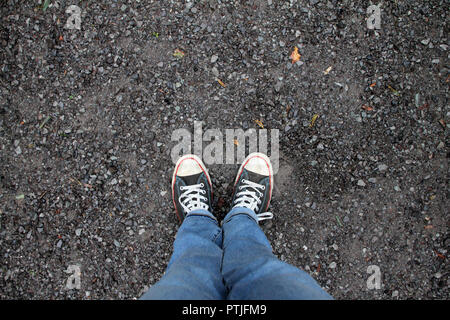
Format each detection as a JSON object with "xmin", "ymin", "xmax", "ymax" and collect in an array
[{"xmin": 0, "ymin": 0, "xmax": 448, "ymax": 299}]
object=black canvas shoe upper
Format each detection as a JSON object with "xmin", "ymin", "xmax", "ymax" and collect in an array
[
  {"xmin": 231, "ymin": 153, "xmax": 274, "ymax": 222},
  {"xmin": 173, "ymin": 172, "xmax": 212, "ymax": 222},
  {"xmin": 172, "ymin": 155, "xmax": 213, "ymax": 223}
]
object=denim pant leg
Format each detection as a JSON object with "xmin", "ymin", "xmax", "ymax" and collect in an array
[
  {"xmin": 221, "ymin": 207, "xmax": 333, "ymax": 300},
  {"xmin": 140, "ymin": 209, "xmax": 226, "ymax": 300}
]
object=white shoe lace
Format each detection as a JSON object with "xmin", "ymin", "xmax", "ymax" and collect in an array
[
  {"xmin": 179, "ymin": 183, "xmax": 209, "ymax": 213},
  {"xmin": 233, "ymin": 179, "xmax": 273, "ymax": 222}
]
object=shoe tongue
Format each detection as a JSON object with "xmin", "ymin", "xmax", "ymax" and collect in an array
[
  {"xmin": 244, "ymin": 169, "xmax": 267, "ymax": 185},
  {"xmin": 180, "ymin": 172, "xmax": 203, "ymax": 186}
]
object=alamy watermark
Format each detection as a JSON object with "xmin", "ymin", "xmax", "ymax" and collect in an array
[
  {"xmin": 65, "ymin": 264, "xmax": 81, "ymax": 290},
  {"xmin": 50, "ymin": 4, "xmax": 381, "ymax": 32},
  {"xmin": 171, "ymin": 121, "xmax": 280, "ymax": 174},
  {"xmin": 366, "ymin": 265, "xmax": 382, "ymax": 290},
  {"xmin": 367, "ymin": 4, "xmax": 382, "ymax": 30}
]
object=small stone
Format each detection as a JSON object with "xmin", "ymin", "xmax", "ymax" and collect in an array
[
  {"xmin": 378, "ymin": 164, "xmax": 388, "ymax": 171},
  {"xmin": 75, "ymin": 229, "xmax": 82, "ymax": 236},
  {"xmin": 211, "ymin": 55, "xmax": 218, "ymax": 63},
  {"xmin": 211, "ymin": 67, "xmax": 219, "ymax": 77},
  {"xmin": 274, "ymin": 81, "xmax": 282, "ymax": 92},
  {"xmin": 57, "ymin": 240, "xmax": 62, "ymax": 248},
  {"xmin": 114, "ymin": 239, "xmax": 120, "ymax": 247},
  {"xmin": 329, "ymin": 262, "xmax": 337, "ymax": 269},
  {"xmin": 357, "ymin": 180, "xmax": 366, "ymax": 187}
]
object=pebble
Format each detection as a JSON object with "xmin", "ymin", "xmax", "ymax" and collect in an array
[
  {"xmin": 329, "ymin": 262, "xmax": 337, "ymax": 269},
  {"xmin": 357, "ymin": 180, "xmax": 366, "ymax": 187},
  {"xmin": 211, "ymin": 67, "xmax": 219, "ymax": 77}
]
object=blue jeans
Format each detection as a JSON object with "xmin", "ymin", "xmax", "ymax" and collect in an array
[{"xmin": 140, "ymin": 207, "xmax": 333, "ymax": 300}]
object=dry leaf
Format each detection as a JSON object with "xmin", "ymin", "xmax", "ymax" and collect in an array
[
  {"xmin": 323, "ymin": 66, "xmax": 332, "ymax": 75},
  {"xmin": 362, "ymin": 105, "xmax": 374, "ymax": 111},
  {"xmin": 310, "ymin": 114, "xmax": 319, "ymax": 127},
  {"xmin": 254, "ymin": 119, "xmax": 264, "ymax": 129},
  {"xmin": 290, "ymin": 47, "xmax": 301, "ymax": 64},
  {"xmin": 173, "ymin": 49, "xmax": 185, "ymax": 58},
  {"xmin": 217, "ymin": 79, "xmax": 227, "ymax": 87}
]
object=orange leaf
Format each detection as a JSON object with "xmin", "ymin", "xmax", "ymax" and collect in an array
[
  {"xmin": 217, "ymin": 79, "xmax": 227, "ymax": 87},
  {"xmin": 254, "ymin": 119, "xmax": 264, "ymax": 129},
  {"xmin": 362, "ymin": 105, "xmax": 373, "ymax": 111},
  {"xmin": 290, "ymin": 47, "xmax": 301, "ymax": 64}
]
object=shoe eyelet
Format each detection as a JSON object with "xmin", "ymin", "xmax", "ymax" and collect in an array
[
  {"xmin": 261, "ymin": 186, "xmax": 265, "ymax": 190},
  {"xmin": 200, "ymin": 183, "xmax": 204, "ymax": 187}
]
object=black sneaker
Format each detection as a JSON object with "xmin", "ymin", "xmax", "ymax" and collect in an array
[
  {"xmin": 171, "ymin": 154, "xmax": 213, "ymax": 223},
  {"xmin": 231, "ymin": 152, "xmax": 274, "ymax": 222}
]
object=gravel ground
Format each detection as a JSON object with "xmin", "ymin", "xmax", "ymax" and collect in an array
[{"xmin": 0, "ymin": 0, "xmax": 448, "ymax": 299}]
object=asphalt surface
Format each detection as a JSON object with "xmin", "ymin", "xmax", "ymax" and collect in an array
[{"xmin": 0, "ymin": 0, "xmax": 448, "ymax": 299}]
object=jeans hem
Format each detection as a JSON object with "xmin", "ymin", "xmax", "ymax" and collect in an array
[
  {"xmin": 223, "ymin": 207, "xmax": 259, "ymax": 224},
  {"xmin": 185, "ymin": 209, "xmax": 218, "ymax": 224}
]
